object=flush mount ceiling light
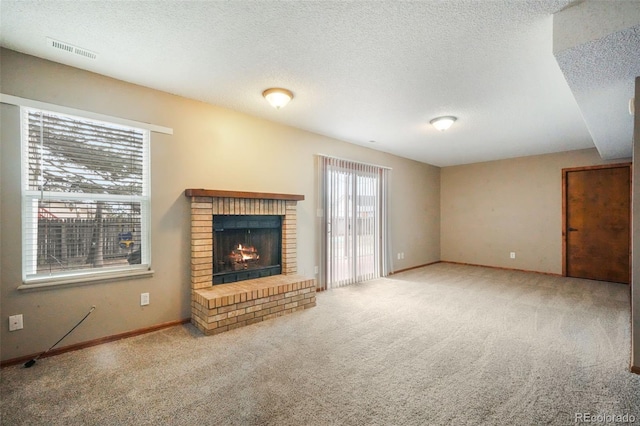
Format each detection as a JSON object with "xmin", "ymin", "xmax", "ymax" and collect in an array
[
  {"xmin": 430, "ymin": 116, "xmax": 457, "ymax": 131},
  {"xmin": 262, "ymin": 88, "xmax": 293, "ymax": 109}
]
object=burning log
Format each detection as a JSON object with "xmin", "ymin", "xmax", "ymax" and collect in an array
[{"xmin": 227, "ymin": 244, "xmax": 260, "ymax": 270}]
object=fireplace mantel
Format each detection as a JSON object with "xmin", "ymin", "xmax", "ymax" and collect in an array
[{"xmin": 185, "ymin": 189, "xmax": 304, "ymax": 201}]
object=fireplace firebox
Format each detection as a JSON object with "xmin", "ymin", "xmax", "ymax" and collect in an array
[{"xmin": 213, "ymin": 215, "xmax": 282, "ymax": 284}]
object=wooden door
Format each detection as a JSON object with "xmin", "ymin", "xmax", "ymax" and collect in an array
[{"xmin": 564, "ymin": 164, "xmax": 631, "ymax": 284}]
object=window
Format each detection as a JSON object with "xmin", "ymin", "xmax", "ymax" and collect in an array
[{"xmin": 21, "ymin": 107, "xmax": 151, "ymax": 285}]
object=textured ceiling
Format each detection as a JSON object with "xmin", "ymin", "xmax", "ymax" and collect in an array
[
  {"xmin": 554, "ymin": 2, "xmax": 640, "ymax": 161},
  {"xmin": 1, "ymin": 1, "xmax": 637, "ymax": 166}
]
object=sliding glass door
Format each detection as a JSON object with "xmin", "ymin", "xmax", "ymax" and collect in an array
[{"xmin": 320, "ymin": 156, "xmax": 390, "ymax": 289}]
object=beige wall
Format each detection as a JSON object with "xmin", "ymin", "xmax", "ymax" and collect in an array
[
  {"xmin": 0, "ymin": 49, "xmax": 440, "ymax": 361},
  {"xmin": 632, "ymin": 76, "xmax": 639, "ymax": 370},
  {"xmin": 441, "ymin": 148, "xmax": 630, "ymax": 274}
]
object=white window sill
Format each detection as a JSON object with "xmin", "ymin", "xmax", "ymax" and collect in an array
[{"xmin": 18, "ymin": 268, "xmax": 154, "ymax": 291}]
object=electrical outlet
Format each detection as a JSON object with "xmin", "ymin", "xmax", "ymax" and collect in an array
[
  {"xmin": 314, "ymin": 266, "xmax": 319, "ymax": 274},
  {"xmin": 397, "ymin": 253, "xmax": 401, "ymax": 260},
  {"xmin": 9, "ymin": 314, "xmax": 23, "ymax": 331},
  {"xmin": 140, "ymin": 293, "xmax": 150, "ymax": 306},
  {"xmin": 510, "ymin": 252, "xmax": 516, "ymax": 259},
  {"xmin": 401, "ymin": 252, "xmax": 405, "ymax": 259}
]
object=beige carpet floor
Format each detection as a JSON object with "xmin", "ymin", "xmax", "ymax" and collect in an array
[{"xmin": 2, "ymin": 263, "xmax": 639, "ymax": 425}]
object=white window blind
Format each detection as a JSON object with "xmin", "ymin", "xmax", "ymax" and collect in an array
[
  {"xmin": 319, "ymin": 155, "xmax": 391, "ymax": 290},
  {"xmin": 21, "ymin": 107, "xmax": 151, "ymax": 285}
]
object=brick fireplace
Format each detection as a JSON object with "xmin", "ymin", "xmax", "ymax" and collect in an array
[{"xmin": 185, "ymin": 189, "xmax": 316, "ymax": 335}]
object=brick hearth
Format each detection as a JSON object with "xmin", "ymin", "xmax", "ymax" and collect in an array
[
  {"xmin": 192, "ymin": 274, "xmax": 316, "ymax": 334},
  {"xmin": 185, "ymin": 189, "xmax": 316, "ymax": 335}
]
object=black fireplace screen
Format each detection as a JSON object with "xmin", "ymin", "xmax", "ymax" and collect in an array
[{"xmin": 213, "ymin": 215, "xmax": 282, "ymax": 284}]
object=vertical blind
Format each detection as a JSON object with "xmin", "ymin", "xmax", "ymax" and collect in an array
[
  {"xmin": 22, "ymin": 107, "xmax": 150, "ymax": 282},
  {"xmin": 319, "ymin": 155, "xmax": 391, "ymax": 290}
]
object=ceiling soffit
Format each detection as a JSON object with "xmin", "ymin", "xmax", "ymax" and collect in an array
[{"xmin": 553, "ymin": 1, "xmax": 640, "ymax": 160}]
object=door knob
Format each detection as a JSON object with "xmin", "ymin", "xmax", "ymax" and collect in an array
[{"xmin": 568, "ymin": 227, "xmax": 578, "ymax": 231}]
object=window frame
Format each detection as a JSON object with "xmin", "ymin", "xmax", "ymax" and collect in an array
[{"xmin": 19, "ymin": 106, "xmax": 153, "ymax": 288}]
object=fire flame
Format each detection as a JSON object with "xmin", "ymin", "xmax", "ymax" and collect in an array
[{"xmin": 234, "ymin": 244, "xmax": 259, "ymax": 261}]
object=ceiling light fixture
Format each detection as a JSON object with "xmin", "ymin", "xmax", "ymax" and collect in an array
[
  {"xmin": 430, "ymin": 116, "xmax": 457, "ymax": 131},
  {"xmin": 263, "ymin": 88, "xmax": 293, "ymax": 109}
]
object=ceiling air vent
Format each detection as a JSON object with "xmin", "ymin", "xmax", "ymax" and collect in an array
[{"xmin": 47, "ymin": 37, "xmax": 98, "ymax": 60}]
